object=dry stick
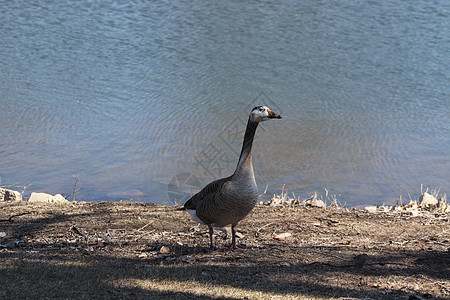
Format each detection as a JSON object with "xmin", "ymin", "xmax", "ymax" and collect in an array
[
  {"xmin": 351, "ymin": 224, "xmax": 361, "ymax": 234},
  {"xmin": 255, "ymin": 222, "xmax": 277, "ymax": 237},
  {"xmin": 72, "ymin": 173, "xmax": 80, "ymax": 202},
  {"xmin": 0, "ymin": 212, "xmax": 31, "ymax": 222},
  {"xmin": 133, "ymin": 220, "xmax": 156, "ymax": 234},
  {"xmin": 70, "ymin": 225, "xmax": 86, "ymax": 237}
]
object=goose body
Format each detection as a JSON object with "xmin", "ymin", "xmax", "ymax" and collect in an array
[{"xmin": 184, "ymin": 106, "xmax": 281, "ymax": 249}]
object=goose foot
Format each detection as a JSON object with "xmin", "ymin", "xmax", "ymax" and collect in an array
[{"xmin": 231, "ymin": 224, "xmax": 246, "ymax": 251}]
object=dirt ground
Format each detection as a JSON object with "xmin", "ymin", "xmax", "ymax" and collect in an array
[{"xmin": 0, "ymin": 201, "xmax": 449, "ymax": 299}]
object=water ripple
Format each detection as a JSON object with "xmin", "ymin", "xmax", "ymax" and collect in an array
[{"xmin": 0, "ymin": 0, "xmax": 448, "ymax": 205}]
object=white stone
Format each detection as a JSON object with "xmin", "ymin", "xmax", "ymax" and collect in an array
[
  {"xmin": 364, "ymin": 206, "xmax": 378, "ymax": 213},
  {"xmin": 159, "ymin": 246, "xmax": 171, "ymax": 254},
  {"xmin": 419, "ymin": 192, "xmax": 438, "ymax": 208},
  {"xmin": 306, "ymin": 199, "xmax": 326, "ymax": 208},
  {"xmin": 274, "ymin": 232, "xmax": 292, "ymax": 241},
  {"xmin": 28, "ymin": 192, "xmax": 68, "ymax": 203},
  {"xmin": 0, "ymin": 188, "xmax": 22, "ymax": 202},
  {"xmin": 52, "ymin": 194, "xmax": 68, "ymax": 203}
]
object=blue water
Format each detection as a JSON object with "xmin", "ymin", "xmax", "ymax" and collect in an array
[{"xmin": 1, "ymin": 0, "xmax": 449, "ymax": 206}]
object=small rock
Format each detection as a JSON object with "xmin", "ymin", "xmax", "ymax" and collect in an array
[
  {"xmin": 419, "ymin": 192, "xmax": 438, "ymax": 208},
  {"xmin": 159, "ymin": 246, "xmax": 171, "ymax": 254},
  {"xmin": 138, "ymin": 253, "xmax": 147, "ymax": 258},
  {"xmin": 28, "ymin": 192, "xmax": 68, "ymax": 203},
  {"xmin": 279, "ymin": 262, "xmax": 291, "ymax": 267},
  {"xmin": 364, "ymin": 206, "xmax": 378, "ymax": 213},
  {"xmin": 52, "ymin": 194, "xmax": 67, "ymax": 203},
  {"xmin": 0, "ymin": 188, "xmax": 22, "ymax": 202},
  {"xmin": 165, "ymin": 257, "xmax": 176, "ymax": 262},
  {"xmin": 0, "ymin": 232, "xmax": 6, "ymax": 238},
  {"xmin": 274, "ymin": 232, "xmax": 292, "ymax": 241},
  {"xmin": 306, "ymin": 199, "xmax": 326, "ymax": 208}
]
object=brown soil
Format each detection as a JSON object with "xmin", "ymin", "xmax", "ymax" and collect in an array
[{"xmin": 1, "ymin": 201, "xmax": 449, "ymax": 299}]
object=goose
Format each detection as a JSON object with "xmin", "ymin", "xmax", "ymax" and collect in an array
[{"xmin": 184, "ymin": 106, "xmax": 281, "ymax": 250}]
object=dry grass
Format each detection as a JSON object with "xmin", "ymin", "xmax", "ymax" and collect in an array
[{"xmin": 1, "ymin": 201, "xmax": 449, "ymax": 299}]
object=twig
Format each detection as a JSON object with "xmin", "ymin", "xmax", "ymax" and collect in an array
[
  {"xmin": 70, "ymin": 225, "xmax": 86, "ymax": 237},
  {"xmin": 351, "ymin": 224, "xmax": 361, "ymax": 234},
  {"xmin": 133, "ymin": 220, "xmax": 156, "ymax": 234},
  {"xmin": 0, "ymin": 212, "xmax": 31, "ymax": 222},
  {"xmin": 255, "ymin": 222, "xmax": 276, "ymax": 237},
  {"xmin": 72, "ymin": 173, "xmax": 80, "ymax": 202}
]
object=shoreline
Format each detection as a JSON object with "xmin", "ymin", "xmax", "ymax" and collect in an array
[{"xmin": 1, "ymin": 185, "xmax": 448, "ymax": 217}]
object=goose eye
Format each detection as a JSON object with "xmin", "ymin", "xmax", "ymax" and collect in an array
[{"xmin": 259, "ymin": 108, "xmax": 264, "ymax": 112}]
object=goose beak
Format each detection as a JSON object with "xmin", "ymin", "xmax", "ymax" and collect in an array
[{"xmin": 268, "ymin": 110, "xmax": 282, "ymax": 119}]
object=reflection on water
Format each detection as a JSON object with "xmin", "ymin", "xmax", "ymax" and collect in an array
[{"xmin": 0, "ymin": 0, "xmax": 449, "ymax": 206}]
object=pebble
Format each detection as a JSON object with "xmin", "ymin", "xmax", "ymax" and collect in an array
[
  {"xmin": 364, "ymin": 206, "xmax": 378, "ymax": 213},
  {"xmin": 419, "ymin": 192, "xmax": 438, "ymax": 208},
  {"xmin": 159, "ymin": 246, "xmax": 171, "ymax": 254},
  {"xmin": 273, "ymin": 232, "xmax": 292, "ymax": 241},
  {"xmin": 307, "ymin": 199, "xmax": 326, "ymax": 208}
]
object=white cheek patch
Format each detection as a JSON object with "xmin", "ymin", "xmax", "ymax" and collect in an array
[{"xmin": 250, "ymin": 106, "xmax": 271, "ymax": 121}]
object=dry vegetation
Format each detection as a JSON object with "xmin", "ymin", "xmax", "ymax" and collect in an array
[{"xmin": 1, "ymin": 201, "xmax": 449, "ymax": 299}]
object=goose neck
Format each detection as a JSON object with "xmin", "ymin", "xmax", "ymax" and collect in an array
[{"xmin": 235, "ymin": 119, "xmax": 258, "ymax": 174}]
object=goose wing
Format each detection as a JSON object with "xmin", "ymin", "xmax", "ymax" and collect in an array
[{"xmin": 183, "ymin": 176, "xmax": 231, "ymax": 210}]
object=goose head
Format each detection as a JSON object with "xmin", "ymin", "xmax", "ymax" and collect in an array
[{"xmin": 249, "ymin": 106, "xmax": 282, "ymax": 123}]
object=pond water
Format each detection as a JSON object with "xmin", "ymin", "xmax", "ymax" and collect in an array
[{"xmin": 1, "ymin": 0, "xmax": 449, "ymax": 206}]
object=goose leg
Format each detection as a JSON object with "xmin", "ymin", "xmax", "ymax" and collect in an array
[
  {"xmin": 231, "ymin": 224, "xmax": 248, "ymax": 251},
  {"xmin": 231, "ymin": 224, "xmax": 237, "ymax": 249},
  {"xmin": 208, "ymin": 225, "xmax": 215, "ymax": 250}
]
